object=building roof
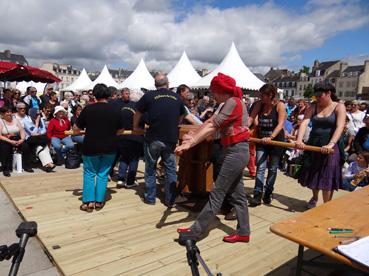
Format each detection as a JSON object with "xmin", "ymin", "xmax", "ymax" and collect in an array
[
  {"xmin": 343, "ymin": 65, "xmax": 364, "ymax": 74},
  {"xmin": 316, "ymin": 60, "xmax": 340, "ymax": 71},
  {"xmin": 273, "ymin": 75, "xmax": 299, "ymax": 82},
  {"xmin": 326, "ymin": 70, "xmax": 340, "ymax": 79},
  {"xmin": 0, "ymin": 50, "xmax": 28, "ymax": 65},
  {"xmin": 254, "ymin": 73, "xmax": 265, "ymax": 82},
  {"xmin": 264, "ymin": 69, "xmax": 286, "ymax": 82}
]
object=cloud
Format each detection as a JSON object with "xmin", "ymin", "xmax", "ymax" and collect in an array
[{"xmin": 0, "ymin": 0, "xmax": 368, "ymax": 73}]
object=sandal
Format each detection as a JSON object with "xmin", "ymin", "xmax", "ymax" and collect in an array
[
  {"xmin": 95, "ymin": 202, "xmax": 105, "ymax": 211},
  {"xmin": 80, "ymin": 202, "xmax": 94, "ymax": 212}
]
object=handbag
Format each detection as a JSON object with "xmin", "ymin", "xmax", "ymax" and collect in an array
[{"xmin": 64, "ymin": 149, "xmax": 81, "ymax": 169}]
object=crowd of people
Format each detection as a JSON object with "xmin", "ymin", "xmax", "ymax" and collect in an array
[{"xmin": 1, "ymin": 73, "xmax": 369, "ymax": 243}]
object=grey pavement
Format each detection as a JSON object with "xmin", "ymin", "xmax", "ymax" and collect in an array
[{"xmin": 0, "ymin": 177, "xmax": 60, "ymax": 276}]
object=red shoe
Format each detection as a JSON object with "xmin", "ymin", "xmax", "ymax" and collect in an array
[
  {"xmin": 177, "ymin": 227, "xmax": 191, "ymax": 233},
  {"xmin": 223, "ymin": 234, "xmax": 250, "ymax": 243}
]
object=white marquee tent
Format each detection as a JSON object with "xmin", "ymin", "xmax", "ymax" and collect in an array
[
  {"xmin": 62, "ymin": 68, "xmax": 92, "ymax": 91},
  {"xmin": 167, "ymin": 51, "xmax": 201, "ymax": 88},
  {"xmin": 15, "ymin": 81, "xmax": 47, "ymax": 95},
  {"xmin": 120, "ymin": 59, "xmax": 155, "ymax": 90},
  {"xmin": 85, "ymin": 65, "xmax": 119, "ymax": 90},
  {"xmin": 194, "ymin": 42, "xmax": 265, "ymax": 90}
]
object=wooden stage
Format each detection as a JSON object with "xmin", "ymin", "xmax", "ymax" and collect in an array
[{"xmin": 0, "ymin": 163, "xmax": 349, "ymax": 276}]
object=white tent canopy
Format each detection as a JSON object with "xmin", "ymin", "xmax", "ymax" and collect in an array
[
  {"xmin": 167, "ymin": 51, "xmax": 201, "ymax": 88},
  {"xmin": 62, "ymin": 68, "xmax": 92, "ymax": 91},
  {"xmin": 119, "ymin": 59, "xmax": 155, "ymax": 90},
  {"xmin": 194, "ymin": 42, "xmax": 265, "ymax": 90},
  {"xmin": 85, "ymin": 65, "xmax": 119, "ymax": 90},
  {"xmin": 15, "ymin": 81, "xmax": 47, "ymax": 96}
]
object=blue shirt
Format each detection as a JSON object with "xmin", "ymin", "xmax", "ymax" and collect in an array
[{"xmin": 22, "ymin": 116, "xmax": 46, "ymax": 139}]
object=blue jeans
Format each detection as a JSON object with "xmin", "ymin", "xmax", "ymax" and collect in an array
[
  {"xmin": 254, "ymin": 144, "xmax": 281, "ymax": 195},
  {"xmin": 72, "ymin": 135, "xmax": 84, "ymax": 144},
  {"xmin": 82, "ymin": 154, "xmax": 116, "ymax": 203},
  {"xmin": 51, "ymin": 137, "xmax": 74, "ymax": 160},
  {"xmin": 144, "ymin": 140, "xmax": 177, "ymax": 205},
  {"xmin": 118, "ymin": 140, "xmax": 142, "ymax": 185}
]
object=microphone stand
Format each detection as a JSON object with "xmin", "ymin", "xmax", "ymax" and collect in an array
[
  {"xmin": 184, "ymin": 239, "xmax": 222, "ymax": 276},
  {"xmin": 0, "ymin": 221, "xmax": 37, "ymax": 276}
]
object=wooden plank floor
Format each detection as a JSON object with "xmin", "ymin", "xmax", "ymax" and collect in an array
[{"xmin": 0, "ymin": 163, "xmax": 348, "ymax": 276}]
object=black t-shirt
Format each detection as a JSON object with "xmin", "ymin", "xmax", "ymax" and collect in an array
[
  {"xmin": 136, "ymin": 88, "xmax": 185, "ymax": 144},
  {"xmin": 76, "ymin": 102, "xmax": 123, "ymax": 155},
  {"xmin": 115, "ymin": 99, "xmax": 144, "ymax": 143}
]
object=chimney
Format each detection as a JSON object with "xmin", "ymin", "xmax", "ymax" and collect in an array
[
  {"xmin": 4, "ymin": 49, "xmax": 11, "ymax": 59},
  {"xmin": 313, "ymin": 59, "xmax": 320, "ymax": 69},
  {"xmin": 339, "ymin": 62, "xmax": 348, "ymax": 73},
  {"xmin": 365, "ymin": 60, "xmax": 369, "ymax": 73}
]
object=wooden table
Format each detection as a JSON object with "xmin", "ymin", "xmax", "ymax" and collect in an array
[{"xmin": 270, "ymin": 186, "xmax": 369, "ymax": 275}]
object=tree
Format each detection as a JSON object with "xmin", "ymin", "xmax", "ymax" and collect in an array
[
  {"xmin": 303, "ymin": 84, "xmax": 314, "ymax": 98},
  {"xmin": 299, "ymin": 66, "xmax": 310, "ymax": 74}
]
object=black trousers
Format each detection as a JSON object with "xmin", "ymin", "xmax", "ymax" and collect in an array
[{"xmin": 0, "ymin": 140, "xmax": 31, "ymax": 171}]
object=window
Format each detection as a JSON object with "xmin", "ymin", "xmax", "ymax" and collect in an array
[
  {"xmin": 352, "ymin": 81, "xmax": 356, "ymax": 88},
  {"xmin": 339, "ymin": 81, "xmax": 343, "ymax": 88},
  {"xmin": 347, "ymin": 81, "xmax": 351, "ymax": 88}
]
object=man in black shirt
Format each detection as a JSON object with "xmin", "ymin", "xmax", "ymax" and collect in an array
[
  {"xmin": 134, "ymin": 73, "xmax": 185, "ymax": 206},
  {"xmin": 115, "ymin": 88, "xmax": 144, "ymax": 188}
]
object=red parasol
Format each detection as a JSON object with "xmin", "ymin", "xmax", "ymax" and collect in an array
[{"xmin": 0, "ymin": 61, "xmax": 61, "ymax": 83}]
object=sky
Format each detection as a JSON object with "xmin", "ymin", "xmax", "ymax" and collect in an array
[{"xmin": 0, "ymin": 0, "xmax": 368, "ymax": 74}]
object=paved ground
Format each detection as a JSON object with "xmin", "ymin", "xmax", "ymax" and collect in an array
[{"xmin": 0, "ymin": 169, "xmax": 60, "ymax": 276}]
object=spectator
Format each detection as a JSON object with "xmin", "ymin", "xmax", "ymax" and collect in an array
[
  {"xmin": 70, "ymin": 105, "xmax": 84, "ymax": 145},
  {"xmin": 347, "ymin": 100, "xmax": 365, "ymax": 135},
  {"xmin": 353, "ymin": 115, "xmax": 369, "ymax": 153},
  {"xmin": 342, "ymin": 152, "xmax": 369, "ymax": 191},
  {"xmin": 285, "ymin": 97, "xmax": 296, "ymax": 120},
  {"xmin": 23, "ymin": 86, "xmax": 42, "ymax": 111},
  {"xmin": 47, "ymin": 106, "xmax": 74, "ymax": 165},
  {"xmin": 23, "ymin": 108, "xmax": 55, "ymax": 172},
  {"xmin": 0, "ymin": 106, "xmax": 32, "ymax": 176}
]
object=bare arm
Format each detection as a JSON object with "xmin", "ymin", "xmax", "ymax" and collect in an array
[
  {"xmin": 248, "ymin": 101, "xmax": 261, "ymax": 127},
  {"xmin": 133, "ymin": 111, "xmax": 143, "ymax": 130},
  {"xmin": 184, "ymin": 114, "xmax": 201, "ymax": 125},
  {"xmin": 329, "ymin": 103, "xmax": 346, "ymax": 145},
  {"xmin": 175, "ymin": 120, "xmax": 217, "ymax": 155}
]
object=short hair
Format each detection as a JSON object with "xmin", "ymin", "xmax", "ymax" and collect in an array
[
  {"xmin": 313, "ymin": 81, "xmax": 336, "ymax": 94},
  {"xmin": 359, "ymin": 151, "xmax": 369, "ymax": 165},
  {"xmin": 71, "ymin": 104, "xmax": 82, "ymax": 115},
  {"xmin": 122, "ymin": 87, "xmax": 130, "ymax": 93},
  {"xmin": 314, "ymin": 81, "xmax": 338, "ymax": 101},
  {"xmin": 27, "ymin": 86, "xmax": 36, "ymax": 94},
  {"xmin": 108, "ymin": 86, "xmax": 118, "ymax": 95},
  {"xmin": 0, "ymin": 106, "xmax": 12, "ymax": 114},
  {"xmin": 92, "ymin": 83, "xmax": 111, "ymax": 100},
  {"xmin": 16, "ymin": 102, "xmax": 26, "ymax": 109},
  {"xmin": 176, "ymin": 84, "xmax": 190, "ymax": 95},
  {"xmin": 154, "ymin": 72, "xmax": 169, "ymax": 88},
  {"xmin": 64, "ymin": 91, "xmax": 74, "ymax": 98},
  {"xmin": 259, "ymin": 84, "xmax": 277, "ymax": 99}
]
